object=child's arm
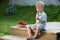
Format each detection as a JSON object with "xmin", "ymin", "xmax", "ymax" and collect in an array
[{"xmin": 36, "ymin": 17, "xmax": 44, "ymax": 24}]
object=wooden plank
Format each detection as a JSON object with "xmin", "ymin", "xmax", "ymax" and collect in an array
[
  {"xmin": 10, "ymin": 27, "xmax": 57, "ymax": 40},
  {"xmin": 10, "ymin": 27, "xmax": 28, "ymax": 37}
]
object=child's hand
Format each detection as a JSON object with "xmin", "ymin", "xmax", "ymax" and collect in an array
[
  {"xmin": 35, "ymin": 17, "xmax": 40, "ymax": 20},
  {"xmin": 37, "ymin": 17, "xmax": 40, "ymax": 20}
]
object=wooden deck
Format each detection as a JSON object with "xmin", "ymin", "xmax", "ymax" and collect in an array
[{"xmin": 0, "ymin": 22, "xmax": 60, "ymax": 40}]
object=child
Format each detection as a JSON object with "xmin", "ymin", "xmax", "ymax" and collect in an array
[{"xmin": 26, "ymin": 1, "xmax": 47, "ymax": 39}]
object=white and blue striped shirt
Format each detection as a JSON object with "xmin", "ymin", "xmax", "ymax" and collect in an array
[{"xmin": 35, "ymin": 11, "xmax": 47, "ymax": 29}]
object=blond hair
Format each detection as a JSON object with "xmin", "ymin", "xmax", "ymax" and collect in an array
[
  {"xmin": 36, "ymin": 1, "xmax": 44, "ymax": 10},
  {"xmin": 36, "ymin": 1, "xmax": 44, "ymax": 6}
]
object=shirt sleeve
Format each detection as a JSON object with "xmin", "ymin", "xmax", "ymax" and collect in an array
[{"xmin": 42, "ymin": 14, "xmax": 47, "ymax": 22}]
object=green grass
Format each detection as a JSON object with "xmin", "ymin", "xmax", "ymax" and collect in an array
[
  {"xmin": 44, "ymin": 5, "xmax": 60, "ymax": 21},
  {"xmin": 0, "ymin": 2, "xmax": 60, "ymax": 36}
]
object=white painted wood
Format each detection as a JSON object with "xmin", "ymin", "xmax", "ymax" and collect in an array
[
  {"xmin": 46, "ymin": 22, "xmax": 60, "ymax": 33},
  {"xmin": 0, "ymin": 35, "xmax": 26, "ymax": 40}
]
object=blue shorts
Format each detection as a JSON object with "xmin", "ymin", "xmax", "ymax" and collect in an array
[{"xmin": 26, "ymin": 24, "xmax": 43, "ymax": 30}]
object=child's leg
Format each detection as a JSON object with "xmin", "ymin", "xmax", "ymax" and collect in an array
[
  {"xmin": 33, "ymin": 26, "xmax": 40, "ymax": 38},
  {"xmin": 26, "ymin": 26, "xmax": 33, "ymax": 38}
]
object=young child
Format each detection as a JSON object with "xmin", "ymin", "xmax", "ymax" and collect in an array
[{"xmin": 26, "ymin": 1, "xmax": 47, "ymax": 39}]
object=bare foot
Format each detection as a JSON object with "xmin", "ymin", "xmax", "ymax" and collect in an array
[
  {"xmin": 33, "ymin": 36, "xmax": 36, "ymax": 39},
  {"xmin": 26, "ymin": 37, "xmax": 35, "ymax": 40}
]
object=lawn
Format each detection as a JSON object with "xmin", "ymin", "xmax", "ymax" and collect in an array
[{"xmin": 0, "ymin": 2, "xmax": 60, "ymax": 36}]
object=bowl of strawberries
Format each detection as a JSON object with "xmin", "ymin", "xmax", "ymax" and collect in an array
[{"xmin": 17, "ymin": 21, "xmax": 27, "ymax": 28}]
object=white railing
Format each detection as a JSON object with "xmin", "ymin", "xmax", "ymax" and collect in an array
[{"xmin": 46, "ymin": 22, "xmax": 60, "ymax": 33}]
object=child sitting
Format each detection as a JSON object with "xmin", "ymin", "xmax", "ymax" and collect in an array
[{"xmin": 26, "ymin": 1, "xmax": 47, "ymax": 39}]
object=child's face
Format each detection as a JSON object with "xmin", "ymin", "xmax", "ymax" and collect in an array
[{"xmin": 36, "ymin": 5, "xmax": 43, "ymax": 13}]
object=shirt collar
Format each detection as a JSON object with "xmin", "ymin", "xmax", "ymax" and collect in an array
[{"xmin": 37, "ymin": 12, "xmax": 43, "ymax": 16}]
